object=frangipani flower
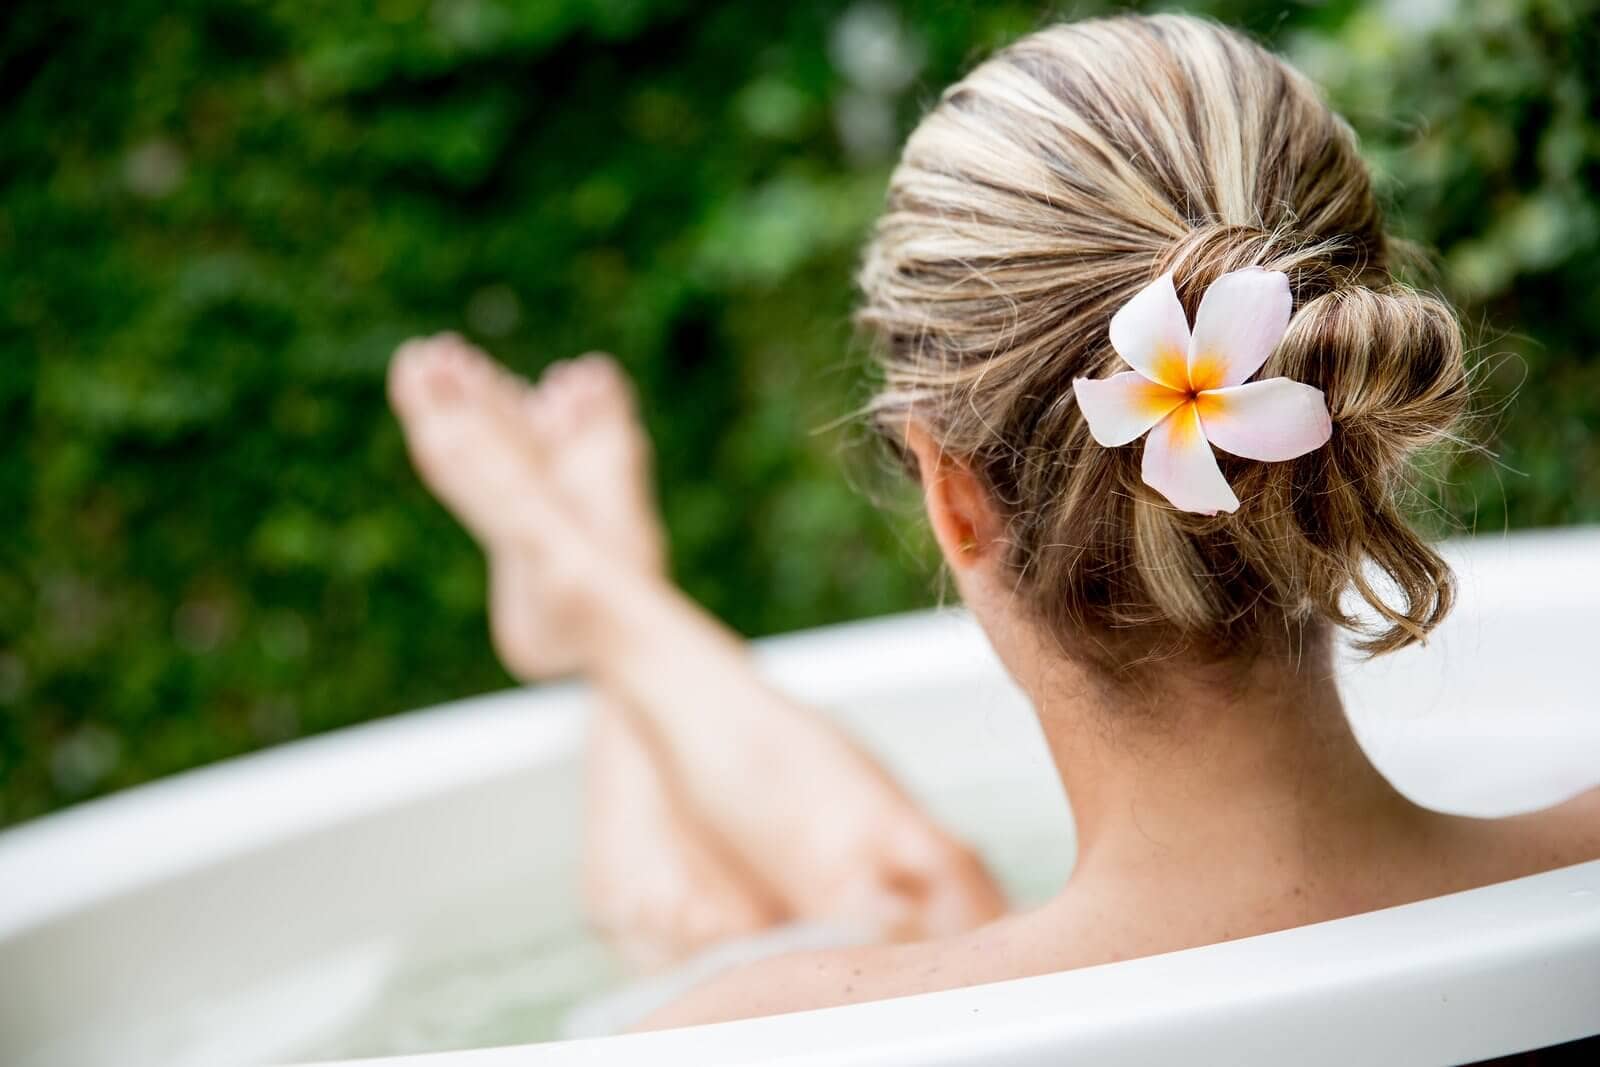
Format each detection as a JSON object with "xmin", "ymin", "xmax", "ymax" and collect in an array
[{"xmin": 1072, "ymin": 268, "xmax": 1332, "ymax": 515}]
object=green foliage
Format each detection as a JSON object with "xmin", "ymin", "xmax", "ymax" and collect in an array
[
  {"xmin": 2, "ymin": 0, "xmax": 1595, "ymax": 823},
  {"xmin": 1291, "ymin": 0, "xmax": 1600, "ymax": 529}
]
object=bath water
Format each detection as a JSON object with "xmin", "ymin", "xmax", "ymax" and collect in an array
[
  {"xmin": 294, "ymin": 922, "xmax": 620, "ymax": 1060},
  {"xmin": 287, "ymin": 780, "xmax": 1069, "ymax": 1060}
]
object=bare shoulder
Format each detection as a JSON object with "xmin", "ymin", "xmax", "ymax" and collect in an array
[
  {"xmin": 636, "ymin": 913, "xmax": 1055, "ymax": 1031},
  {"xmin": 1464, "ymin": 786, "xmax": 1600, "ymax": 880},
  {"xmin": 1530, "ymin": 786, "xmax": 1600, "ymax": 859}
]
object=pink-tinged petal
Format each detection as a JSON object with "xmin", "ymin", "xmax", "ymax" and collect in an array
[
  {"xmin": 1073, "ymin": 372, "xmax": 1187, "ymax": 446},
  {"xmin": 1109, "ymin": 272, "xmax": 1192, "ymax": 391},
  {"xmin": 1196, "ymin": 378, "xmax": 1332, "ymax": 462},
  {"xmin": 1186, "ymin": 267, "xmax": 1293, "ymax": 390},
  {"xmin": 1141, "ymin": 401, "xmax": 1240, "ymax": 515}
]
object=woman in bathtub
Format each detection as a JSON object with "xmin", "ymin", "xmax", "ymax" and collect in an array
[{"xmin": 387, "ymin": 13, "xmax": 1600, "ymax": 1029}]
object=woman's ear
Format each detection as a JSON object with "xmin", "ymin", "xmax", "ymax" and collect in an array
[{"xmin": 903, "ymin": 421, "xmax": 1005, "ymax": 570}]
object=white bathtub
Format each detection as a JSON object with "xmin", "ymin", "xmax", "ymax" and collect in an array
[{"xmin": 1, "ymin": 528, "xmax": 1597, "ymax": 1066}]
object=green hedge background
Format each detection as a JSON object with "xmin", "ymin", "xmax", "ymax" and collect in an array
[{"xmin": 3, "ymin": 0, "xmax": 1596, "ymax": 825}]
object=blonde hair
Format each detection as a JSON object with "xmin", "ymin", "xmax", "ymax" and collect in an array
[{"xmin": 857, "ymin": 15, "xmax": 1469, "ymax": 671}]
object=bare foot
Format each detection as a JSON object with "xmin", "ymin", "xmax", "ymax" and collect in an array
[
  {"xmin": 387, "ymin": 335, "xmax": 561, "ymax": 553},
  {"xmin": 389, "ymin": 335, "xmax": 781, "ymax": 966},
  {"xmin": 525, "ymin": 354, "xmax": 665, "ymax": 580},
  {"xmin": 390, "ymin": 336, "xmax": 606, "ymax": 678}
]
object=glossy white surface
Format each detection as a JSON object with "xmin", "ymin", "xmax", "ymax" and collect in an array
[{"xmin": 1, "ymin": 527, "xmax": 1597, "ymax": 1066}]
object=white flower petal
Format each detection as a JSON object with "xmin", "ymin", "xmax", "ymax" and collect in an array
[
  {"xmin": 1186, "ymin": 267, "xmax": 1293, "ymax": 390},
  {"xmin": 1109, "ymin": 272, "xmax": 1192, "ymax": 390},
  {"xmin": 1141, "ymin": 402, "xmax": 1240, "ymax": 515},
  {"xmin": 1073, "ymin": 372, "xmax": 1187, "ymax": 446},
  {"xmin": 1197, "ymin": 378, "xmax": 1333, "ymax": 462}
]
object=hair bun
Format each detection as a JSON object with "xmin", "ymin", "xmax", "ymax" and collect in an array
[
  {"xmin": 1150, "ymin": 226, "xmax": 1470, "ymax": 656},
  {"xmin": 1282, "ymin": 285, "xmax": 1468, "ymax": 457},
  {"xmin": 1256, "ymin": 283, "xmax": 1469, "ymax": 654}
]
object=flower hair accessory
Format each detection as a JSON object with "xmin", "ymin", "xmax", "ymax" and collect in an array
[{"xmin": 1072, "ymin": 267, "xmax": 1332, "ymax": 515}]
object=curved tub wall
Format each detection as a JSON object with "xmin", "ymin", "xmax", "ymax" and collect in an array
[
  {"xmin": 1336, "ymin": 528, "xmax": 1600, "ymax": 815},
  {"xmin": 0, "ymin": 527, "xmax": 1597, "ymax": 1067}
]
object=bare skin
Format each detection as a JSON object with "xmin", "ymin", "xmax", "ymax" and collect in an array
[
  {"xmin": 389, "ymin": 336, "xmax": 1599, "ymax": 1027},
  {"xmin": 389, "ymin": 336, "xmax": 1004, "ymax": 969},
  {"xmin": 390, "ymin": 338, "xmax": 780, "ymax": 967},
  {"xmin": 639, "ymin": 425, "xmax": 1600, "ymax": 1028}
]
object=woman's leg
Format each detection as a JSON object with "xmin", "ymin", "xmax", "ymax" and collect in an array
[
  {"xmin": 584, "ymin": 692, "xmax": 784, "ymax": 969},
  {"xmin": 390, "ymin": 338, "xmax": 779, "ymax": 965},
  {"xmin": 568, "ymin": 554, "xmax": 1006, "ymax": 937},
  {"xmin": 390, "ymin": 336, "xmax": 1006, "ymax": 946}
]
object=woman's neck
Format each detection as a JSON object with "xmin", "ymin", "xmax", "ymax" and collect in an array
[{"xmin": 1021, "ymin": 636, "xmax": 1426, "ymax": 883}]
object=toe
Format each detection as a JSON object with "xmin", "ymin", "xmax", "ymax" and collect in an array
[
  {"xmin": 418, "ymin": 335, "xmax": 546, "ymax": 449},
  {"xmin": 418, "ymin": 348, "xmax": 468, "ymax": 405},
  {"xmin": 389, "ymin": 337, "xmax": 466, "ymax": 418},
  {"xmin": 431, "ymin": 333, "xmax": 492, "ymax": 390},
  {"xmin": 539, "ymin": 359, "xmax": 579, "ymax": 390},
  {"xmin": 388, "ymin": 335, "xmax": 476, "ymax": 409},
  {"xmin": 573, "ymin": 352, "xmax": 635, "ymax": 411}
]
